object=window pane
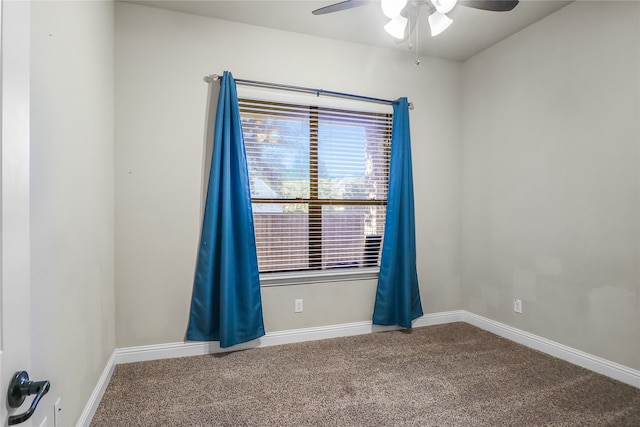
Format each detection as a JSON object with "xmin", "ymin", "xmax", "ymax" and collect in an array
[
  {"xmin": 243, "ymin": 112, "xmax": 310, "ymax": 199},
  {"xmin": 322, "ymin": 205, "xmax": 386, "ymax": 269},
  {"xmin": 318, "ymin": 113, "xmax": 390, "ymax": 200},
  {"xmin": 253, "ymin": 204, "xmax": 309, "ymax": 272}
]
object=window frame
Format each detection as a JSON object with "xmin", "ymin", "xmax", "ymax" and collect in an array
[{"xmin": 239, "ymin": 97, "xmax": 392, "ymax": 285}]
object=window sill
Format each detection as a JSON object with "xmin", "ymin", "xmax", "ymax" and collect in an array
[{"xmin": 259, "ymin": 267, "xmax": 380, "ymax": 287}]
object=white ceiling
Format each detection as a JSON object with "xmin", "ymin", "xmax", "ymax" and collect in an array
[{"xmin": 124, "ymin": 0, "xmax": 573, "ymax": 61}]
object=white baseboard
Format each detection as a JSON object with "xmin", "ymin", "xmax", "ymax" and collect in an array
[
  {"xmin": 82, "ymin": 309, "xmax": 639, "ymax": 425},
  {"xmin": 113, "ymin": 310, "xmax": 465, "ymax": 365},
  {"xmin": 415, "ymin": 310, "xmax": 465, "ymax": 327},
  {"xmin": 461, "ymin": 311, "xmax": 640, "ymax": 389},
  {"xmin": 77, "ymin": 351, "xmax": 116, "ymax": 427}
]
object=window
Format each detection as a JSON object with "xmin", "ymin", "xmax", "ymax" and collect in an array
[{"xmin": 239, "ymin": 98, "xmax": 392, "ymax": 279}]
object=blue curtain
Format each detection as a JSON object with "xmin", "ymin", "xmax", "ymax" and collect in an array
[
  {"xmin": 186, "ymin": 71, "xmax": 265, "ymax": 348},
  {"xmin": 372, "ymin": 97, "xmax": 423, "ymax": 328}
]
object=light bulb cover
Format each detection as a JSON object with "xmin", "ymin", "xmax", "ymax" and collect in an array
[
  {"xmin": 384, "ymin": 15, "xmax": 408, "ymax": 39},
  {"xmin": 428, "ymin": 11, "xmax": 453, "ymax": 36},
  {"xmin": 381, "ymin": 0, "xmax": 408, "ymax": 19},
  {"xmin": 431, "ymin": 0, "xmax": 457, "ymax": 14}
]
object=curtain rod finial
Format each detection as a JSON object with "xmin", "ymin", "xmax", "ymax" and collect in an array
[
  {"xmin": 408, "ymin": 102, "xmax": 414, "ymax": 110},
  {"xmin": 203, "ymin": 74, "xmax": 220, "ymax": 83}
]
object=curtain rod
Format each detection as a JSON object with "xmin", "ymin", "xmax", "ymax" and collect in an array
[{"xmin": 203, "ymin": 74, "xmax": 413, "ymax": 110}]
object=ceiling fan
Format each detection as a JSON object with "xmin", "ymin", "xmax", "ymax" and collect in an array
[{"xmin": 313, "ymin": 0, "xmax": 519, "ymax": 39}]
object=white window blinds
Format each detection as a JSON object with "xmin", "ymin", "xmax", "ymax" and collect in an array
[{"xmin": 239, "ymin": 98, "xmax": 392, "ymax": 274}]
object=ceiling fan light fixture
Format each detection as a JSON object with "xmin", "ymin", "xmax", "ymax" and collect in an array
[
  {"xmin": 381, "ymin": 0, "xmax": 408, "ymax": 19},
  {"xmin": 431, "ymin": 0, "xmax": 457, "ymax": 14},
  {"xmin": 384, "ymin": 15, "xmax": 408, "ymax": 39},
  {"xmin": 428, "ymin": 11, "xmax": 453, "ymax": 36}
]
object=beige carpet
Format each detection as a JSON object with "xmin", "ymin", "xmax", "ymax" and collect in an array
[{"xmin": 91, "ymin": 322, "xmax": 640, "ymax": 426}]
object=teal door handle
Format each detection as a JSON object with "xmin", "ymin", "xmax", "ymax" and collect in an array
[{"xmin": 7, "ymin": 371, "xmax": 50, "ymax": 425}]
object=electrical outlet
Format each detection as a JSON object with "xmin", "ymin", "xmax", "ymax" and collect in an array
[
  {"xmin": 294, "ymin": 299, "xmax": 303, "ymax": 313},
  {"xmin": 514, "ymin": 299, "xmax": 522, "ymax": 314},
  {"xmin": 54, "ymin": 397, "xmax": 62, "ymax": 427}
]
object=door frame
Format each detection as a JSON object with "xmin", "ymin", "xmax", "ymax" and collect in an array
[{"xmin": 1, "ymin": 0, "xmax": 33, "ymax": 425}]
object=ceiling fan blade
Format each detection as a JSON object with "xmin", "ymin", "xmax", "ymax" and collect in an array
[
  {"xmin": 312, "ymin": 0, "xmax": 369, "ymax": 15},
  {"xmin": 459, "ymin": 0, "xmax": 519, "ymax": 12}
]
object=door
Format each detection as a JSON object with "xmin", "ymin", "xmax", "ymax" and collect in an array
[{"xmin": 1, "ymin": 1, "xmax": 34, "ymax": 426}]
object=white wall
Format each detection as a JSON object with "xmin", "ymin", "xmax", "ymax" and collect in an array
[
  {"xmin": 30, "ymin": 1, "xmax": 115, "ymax": 424},
  {"xmin": 115, "ymin": 2, "xmax": 462, "ymax": 347},
  {"xmin": 461, "ymin": 1, "xmax": 639, "ymax": 369}
]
